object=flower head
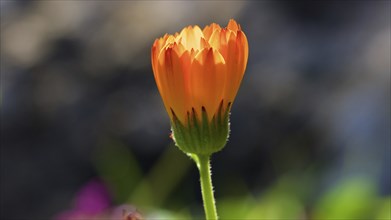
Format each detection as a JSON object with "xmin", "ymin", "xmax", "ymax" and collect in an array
[{"xmin": 152, "ymin": 19, "xmax": 248, "ymax": 155}]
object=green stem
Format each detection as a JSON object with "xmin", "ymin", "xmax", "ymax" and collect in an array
[{"xmin": 197, "ymin": 154, "xmax": 218, "ymax": 220}]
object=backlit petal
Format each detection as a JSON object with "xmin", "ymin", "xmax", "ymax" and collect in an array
[
  {"xmin": 156, "ymin": 47, "xmax": 191, "ymax": 123},
  {"xmin": 190, "ymin": 48, "xmax": 226, "ymax": 121},
  {"xmin": 227, "ymin": 19, "xmax": 239, "ymax": 32},
  {"xmin": 178, "ymin": 25, "xmax": 204, "ymax": 51}
]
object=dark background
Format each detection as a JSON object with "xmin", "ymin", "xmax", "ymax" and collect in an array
[{"xmin": 1, "ymin": 1, "xmax": 390, "ymax": 219}]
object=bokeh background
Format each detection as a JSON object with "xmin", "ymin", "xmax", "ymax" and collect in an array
[{"xmin": 1, "ymin": 1, "xmax": 390, "ymax": 219}]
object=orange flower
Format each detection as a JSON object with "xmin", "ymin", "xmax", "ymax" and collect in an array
[
  {"xmin": 151, "ymin": 19, "xmax": 248, "ymax": 155},
  {"xmin": 151, "ymin": 19, "xmax": 248, "ymax": 125}
]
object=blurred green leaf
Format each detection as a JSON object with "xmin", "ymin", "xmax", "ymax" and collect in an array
[
  {"xmin": 218, "ymin": 196, "xmax": 256, "ymax": 219},
  {"xmin": 375, "ymin": 197, "xmax": 391, "ymax": 220},
  {"xmin": 248, "ymin": 192, "xmax": 304, "ymax": 219},
  {"xmin": 129, "ymin": 144, "xmax": 192, "ymax": 207},
  {"xmin": 272, "ymin": 173, "xmax": 315, "ymax": 202},
  {"xmin": 94, "ymin": 139, "xmax": 143, "ymax": 203},
  {"xmin": 313, "ymin": 177, "xmax": 377, "ymax": 219}
]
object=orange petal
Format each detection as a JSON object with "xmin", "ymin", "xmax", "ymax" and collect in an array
[
  {"xmin": 223, "ymin": 31, "xmax": 242, "ymax": 103},
  {"xmin": 208, "ymin": 28, "xmax": 221, "ymax": 50},
  {"xmin": 237, "ymin": 31, "xmax": 249, "ymax": 78},
  {"xmin": 178, "ymin": 25, "xmax": 204, "ymax": 51},
  {"xmin": 218, "ymin": 28, "xmax": 229, "ymax": 60},
  {"xmin": 190, "ymin": 48, "xmax": 226, "ymax": 120},
  {"xmin": 200, "ymin": 37, "xmax": 210, "ymax": 49},
  {"xmin": 173, "ymin": 42, "xmax": 186, "ymax": 56},
  {"xmin": 227, "ymin": 19, "xmax": 239, "ymax": 32},
  {"xmin": 203, "ymin": 23, "xmax": 221, "ymax": 41},
  {"xmin": 156, "ymin": 47, "xmax": 191, "ymax": 123}
]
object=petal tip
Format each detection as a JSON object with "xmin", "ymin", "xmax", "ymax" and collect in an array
[{"xmin": 227, "ymin": 19, "xmax": 239, "ymax": 31}]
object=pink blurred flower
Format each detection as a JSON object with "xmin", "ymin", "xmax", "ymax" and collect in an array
[
  {"xmin": 53, "ymin": 179, "xmax": 143, "ymax": 220},
  {"xmin": 54, "ymin": 179, "xmax": 111, "ymax": 220}
]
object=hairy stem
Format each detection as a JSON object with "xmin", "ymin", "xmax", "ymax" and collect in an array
[{"xmin": 197, "ymin": 154, "xmax": 218, "ymax": 220}]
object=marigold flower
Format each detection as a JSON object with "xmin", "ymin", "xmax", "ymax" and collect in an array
[{"xmin": 151, "ymin": 19, "xmax": 248, "ymax": 155}]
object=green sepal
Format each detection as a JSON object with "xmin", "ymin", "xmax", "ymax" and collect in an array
[{"xmin": 171, "ymin": 101, "xmax": 231, "ymax": 155}]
